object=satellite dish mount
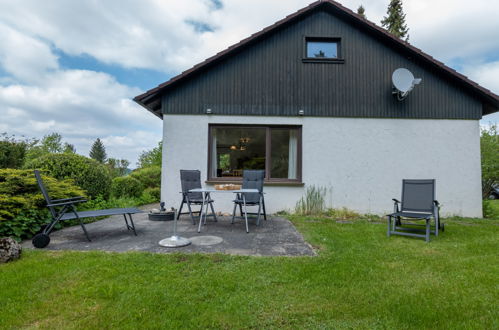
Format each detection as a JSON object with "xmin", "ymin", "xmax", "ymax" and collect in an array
[{"xmin": 392, "ymin": 68, "xmax": 422, "ymax": 101}]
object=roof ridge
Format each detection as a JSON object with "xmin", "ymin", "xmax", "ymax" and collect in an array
[{"xmin": 134, "ymin": 0, "xmax": 499, "ymax": 115}]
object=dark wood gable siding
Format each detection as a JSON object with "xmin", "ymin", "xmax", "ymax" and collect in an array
[{"xmin": 161, "ymin": 10, "xmax": 482, "ymax": 120}]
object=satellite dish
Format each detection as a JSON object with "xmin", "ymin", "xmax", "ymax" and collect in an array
[{"xmin": 392, "ymin": 68, "xmax": 422, "ymax": 101}]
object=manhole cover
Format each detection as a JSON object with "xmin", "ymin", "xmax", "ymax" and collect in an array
[{"xmin": 189, "ymin": 236, "xmax": 223, "ymax": 246}]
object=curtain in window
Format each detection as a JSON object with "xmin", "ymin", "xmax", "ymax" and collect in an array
[
  {"xmin": 288, "ymin": 130, "xmax": 298, "ymax": 179},
  {"xmin": 211, "ymin": 131, "xmax": 218, "ymax": 178}
]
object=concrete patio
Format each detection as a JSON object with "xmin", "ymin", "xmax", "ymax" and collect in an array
[{"xmin": 22, "ymin": 206, "xmax": 315, "ymax": 256}]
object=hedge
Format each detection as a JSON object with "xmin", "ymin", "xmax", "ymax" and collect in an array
[
  {"xmin": 111, "ymin": 176, "xmax": 144, "ymax": 198},
  {"xmin": 0, "ymin": 169, "xmax": 85, "ymax": 241},
  {"xmin": 25, "ymin": 153, "xmax": 112, "ymax": 199},
  {"xmin": 130, "ymin": 166, "xmax": 161, "ymax": 189}
]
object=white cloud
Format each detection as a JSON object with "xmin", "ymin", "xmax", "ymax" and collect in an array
[
  {"xmin": 0, "ymin": 69, "xmax": 161, "ymax": 165},
  {"xmin": 0, "ymin": 22, "xmax": 58, "ymax": 83},
  {"xmin": 0, "ymin": 0, "xmax": 498, "ymax": 166}
]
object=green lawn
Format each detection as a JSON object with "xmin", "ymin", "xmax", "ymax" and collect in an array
[{"xmin": 1, "ymin": 217, "xmax": 498, "ymax": 329}]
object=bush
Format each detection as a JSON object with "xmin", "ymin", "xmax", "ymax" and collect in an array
[
  {"xmin": 142, "ymin": 187, "xmax": 161, "ymax": 202},
  {"xmin": 111, "ymin": 176, "xmax": 144, "ymax": 198},
  {"xmin": 0, "ymin": 169, "xmax": 86, "ymax": 240},
  {"xmin": 130, "ymin": 166, "xmax": 161, "ymax": 189},
  {"xmin": 24, "ymin": 153, "xmax": 112, "ymax": 199}
]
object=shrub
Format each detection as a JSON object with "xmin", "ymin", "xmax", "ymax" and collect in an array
[
  {"xmin": 295, "ymin": 186, "xmax": 327, "ymax": 216},
  {"xmin": 481, "ymin": 124, "xmax": 499, "ymax": 198},
  {"xmin": 142, "ymin": 187, "xmax": 161, "ymax": 202},
  {"xmin": 24, "ymin": 153, "xmax": 112, "ymax": 199},
  {"xmin": 111, "ymin": 176, "xmax": 143, "ymax": 198},
  {"xmin": 0, "ymin": 169, "xmax": 86, "ymax": 240},
  {"xmin": 130, "ymin": 166, "xmax": 161, "ymax": 189}
]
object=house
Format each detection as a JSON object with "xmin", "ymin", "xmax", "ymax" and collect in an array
[{"xmin": 134, "ymin": 0, "xmax": 499, "ymax": 217}]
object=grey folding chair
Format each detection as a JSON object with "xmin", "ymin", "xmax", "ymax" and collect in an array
[
  {"xmin": 33, "ymin": 170, "xmax": 141, "ymax": 248},
  {"xmin": 387, "ymin": 179, "xmax": 443, "ymax": 242},
  {"xmin": 232, "ymin": 170, "xmax": 266, "ymax": 233},
  {"xmin": 177, "ymin": 170, "xmax": 217, "ymax": 224}
]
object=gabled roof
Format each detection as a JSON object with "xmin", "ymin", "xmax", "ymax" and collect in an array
[{"xmin": 134, "ymin": 0, "xmax": 499, "ymax": 118}]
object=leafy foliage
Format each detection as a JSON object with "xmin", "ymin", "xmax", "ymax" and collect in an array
[
  {"xmin": 107, "ymin": 158, "xmax": 130, "ymax": 178},
  {"xmin": 142, "ymin": 187, "xmax": 161, "ymax": 202},
  {"xmin": 63, "ymin": 143, "xmax": 76, "ymax": 154},
  {"xmin": 25, "ymin": 132, "xmax": 73, "ymax": 164},
  {"xmin": 481, "ymin": 124, "xmax": 499, "ymax": 199},
  {"xmin": 381, "ymin": 0, "xmax": 409, "ymax": 40},
  {"xmin": 130, "ymin": 166, "xmax": 161, "ymax": 189},
  {"xmin": 111, "ymin": 176, "xmax": 144, "ymax": 198},
  {"xmin": 89, "ymin": 138, "xmax": 107, "ymax": 164},
  {"xmin": 24, "ymin": 153, "xmax": 112, "ymax": 199},
  {"xmin": 137, "ymin": 141, "xmax": 162, "ymax": 168},
  {"xmin": 0, "ymin": 169, "xmax": 85, "ymax": 240},
  {"xmin": 295, "ymin": 185, "xmax": 327, "ymax": 215},
  {"xmin": 0, "ymin": 133, "xmax": 31, "ymax": 169}
]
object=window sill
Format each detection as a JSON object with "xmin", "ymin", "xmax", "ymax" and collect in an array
[
  {"xmin": 205, "ymin": 180, "xmax": 304, "ymax": 187},
  {"xmin": 302, "ymin": 58, "xmax": 345, "ymax": 64}
]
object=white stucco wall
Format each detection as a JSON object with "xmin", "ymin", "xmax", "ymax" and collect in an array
[{"xmin": 161, "ymin": 114, "xmax": 483, "ymax": 218}]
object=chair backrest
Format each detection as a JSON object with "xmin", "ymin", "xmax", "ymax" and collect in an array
[
  {"xmin": 34, "ymin": 170, "xmax": 56, "ymax": 218},
  {"xmin": 401, "ymin": 179, "xmax": 435, "ymax": 213},
  {"xmin": 180, "ymin": 170, "xmax": 203, "ymax": 200},
  {"xmin": 241, "ymin": 170, "xmax": 264, "ymax": 203}
]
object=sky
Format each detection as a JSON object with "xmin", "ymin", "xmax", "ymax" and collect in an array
[{"xmin": 0, "ymin": 0, "xmax": 498, "ymax": 167}]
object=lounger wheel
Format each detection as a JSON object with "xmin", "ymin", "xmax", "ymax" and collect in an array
[{"xmin": 32, "ymin": 233, "xmax": 50, "ymax": 248}]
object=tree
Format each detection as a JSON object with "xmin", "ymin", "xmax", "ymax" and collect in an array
[
  {"xmin": 137, "ymin": 141, "xmax": 162, "ymax": 168},
  {"xmin": 107, "ymin": 158, "xmax": 130, "ymax": 178},
  {"xmin": 89, "ymin": 138, "xmax": 107, "ymax": 164},
  {"xmin": 381, "ymin": 0, "xmax": 409, "ymax": 41},
  {"xmin": 0, "ymin": 133, "xmax": 30, "ymax": 169},
  {"xmin": 63, "ymin": 143, "xmax": 76, "ymax": 154},
  {"xmin": 25, "ymin": 132, "xmax": 65, "ymax": 163},
  {"xmin": 41, "ymin": 133, "xmax": 63, "ymax": 153},
  {"xmin": 481, "ymin": 124, "xmax": 499, "ymax": 199},
  {"xmin": 357, "ymin": 5, "xmax": 366, "ymax": 19}
]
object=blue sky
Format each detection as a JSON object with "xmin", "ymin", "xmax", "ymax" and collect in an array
[{"xmin": 0, "ymin": 0, "xmax": 498, "ymax": 166}]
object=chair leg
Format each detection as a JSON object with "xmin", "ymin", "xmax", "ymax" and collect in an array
[
  {"xmin": 387, "ymin": 215, "xmax": 391, "ymax": 237},
  {"xmin": 231, "ymin": 202, "xmax": 237, "ymax": 224},
  {"xmin": 177, "ymin": 200, "xmax": 185, "ymax": 220},
  {"xmin": 256, "ymin": 200, "xmax": 262, "ymax": 226},
  {"xmin": 75, "ymin": 213, "xmax": 91, "ymax": 242},
  {"xmin": 425, "ymin": 219, "xmax": 430, "ymax": 242},
  {"xmin": 262, "ymin": 197, "xmax": 267, "ymax": 220},
  {"xmin": 239, "ymin": 203, "xmax": 243, "ymax": 217},
  {"xmin": 186, "ymin": 201, "xmax": 196, "ymax": 225},
  {"xmin": 125, "ymin": 214, "xmax": 137, "ymax": 236}
]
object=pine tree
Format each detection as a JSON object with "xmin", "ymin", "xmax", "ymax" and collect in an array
[
  {"xmin": 381, "ymin": 0, "xmax": 409, "ymax": 41},
  {"xmin": 89, "ymin": 138, "xmax": 107, "ymax": 163},
  {"xmin": 357, "ymin": 5, "xmax": 366, "ymax": 19}
]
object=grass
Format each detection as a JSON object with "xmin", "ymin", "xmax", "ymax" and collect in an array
[
  {"xmin": 0, "ymin": 216, "xmax": 498, "ymax": 329},
  {"xmin": 487, "ymin": 199, "xmax": 499, "ymax": 218}
]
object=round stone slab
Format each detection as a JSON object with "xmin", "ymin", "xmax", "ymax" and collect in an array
[
  {"xmin": 159, "ymin": 236, "xmax": 191, "ymax": 248},
  {"xmin": 189, "ymin": 236, "xmax": 223, "ymax": 246}
]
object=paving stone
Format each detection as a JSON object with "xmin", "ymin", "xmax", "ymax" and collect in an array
[{"xmin": 22, "ymin": 205, "xmax": 315, "ymax": 257}]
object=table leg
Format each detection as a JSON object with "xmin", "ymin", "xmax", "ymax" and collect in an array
[
  {"xmin": 243, "ymin": 194, "xmax": 249, "ymax": 233},
  {"xmin": 198, "ymin": 192, "xmax": 206, "ymax": 233}
]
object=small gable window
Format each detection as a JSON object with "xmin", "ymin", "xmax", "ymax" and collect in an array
[{"xmin": 303, "ymin": 37, "xmax": 344, "ymax": 63}]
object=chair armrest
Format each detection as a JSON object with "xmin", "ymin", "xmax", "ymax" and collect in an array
[
  {"xmin": 433, "ymin": 200, "xmax": 440, "ymax": 206},
  {"xmin": 51, "ymin": 196, "xmax": 86, "ymax": 203},
  {"xmin": 47, "ymin": 199, "xmax": 87, "ymax": 207},
  {"xmin": 392, "ymin": 198, "xmax": 400, "ymax": 204}
]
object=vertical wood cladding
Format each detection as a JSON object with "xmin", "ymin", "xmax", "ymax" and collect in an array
[{"xmin": 162, "ymin": 10, "xmax": 482, "ymax": 119}]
